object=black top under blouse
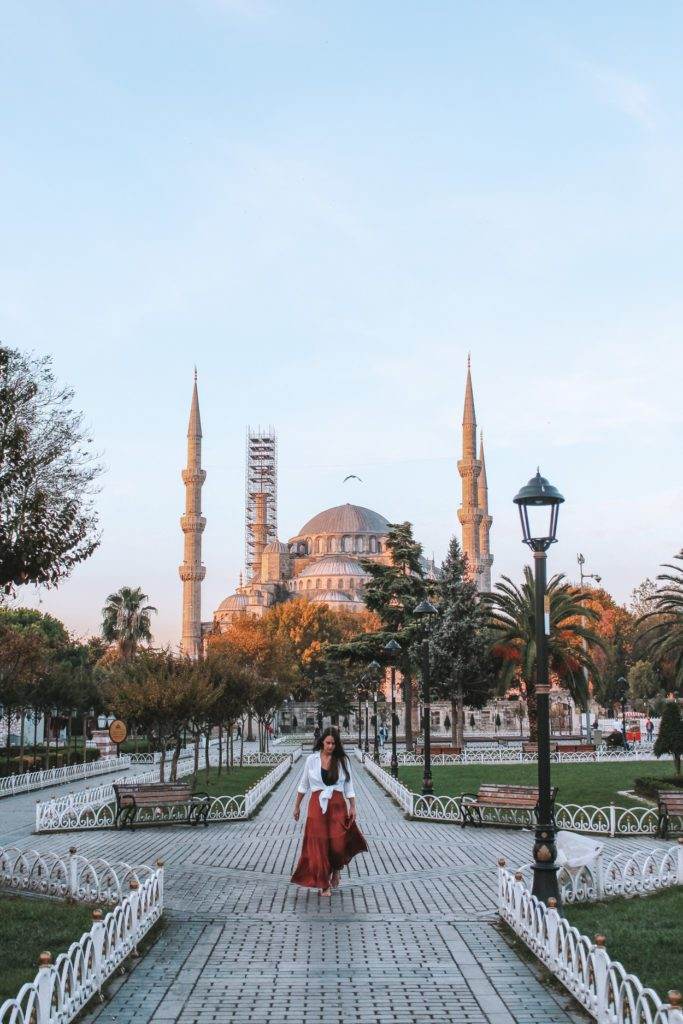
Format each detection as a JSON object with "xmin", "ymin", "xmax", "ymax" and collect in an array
[{"xmin": 321, "ymin": 765, "xmax": 335, "ymax": 785}]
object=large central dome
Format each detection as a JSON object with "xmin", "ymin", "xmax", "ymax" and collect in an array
[{"xmin": 294, "ymin": 503, "xmax": 389, "ymax": 538}]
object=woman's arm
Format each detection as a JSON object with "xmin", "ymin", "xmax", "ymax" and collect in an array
[
  {"xmin": 293, "ymin": 757, "xmax": 311, "ymax": 819},
  {"xmin": 347, "ymin": 796, "xmax": 356, "ymax": 822},
  {"xmin": 293, "ymin": 791, "xmax": 305, "ymax": 821}
]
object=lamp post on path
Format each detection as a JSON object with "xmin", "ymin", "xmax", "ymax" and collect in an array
[
  {"xmin": 414, "ymin": 599, "xmax": 438, "ymax": 797},
  {"xmin": 514, "ymin": 469, "xmax": 564, "ymax": 908},
  {"xmin": 367, "ymin": 661, "xmax": 381, "ymax": 763},
  {"xmin": 384, "ymin": 639, "xmax": 402, "ymax": 778}
]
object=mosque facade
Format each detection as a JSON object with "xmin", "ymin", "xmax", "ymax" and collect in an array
[{"xmin": 179, "ymin": 361, "xmax": 493, "ymax": 656}]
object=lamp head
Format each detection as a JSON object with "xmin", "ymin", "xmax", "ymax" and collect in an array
[
  {"xmin": 513, "ymin": 470, "xmax": 564, "ymax": 550},
  {"xmin": 383, "ymin": 639, "xmax": 402, "ymax": 659}
]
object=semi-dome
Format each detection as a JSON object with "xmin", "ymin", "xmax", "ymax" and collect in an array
[
  {"xmin": 216, "ymin": 593, "xmax": 248, "ymax": 612},
  {"xmin": 293, "ymin": 503, "xmax": 389, "ymax": 538},
  {"xmin": 298, "ymin": 554, "xmax": 367, "ymax": 578},
  {"xmin": 263, "ymin": 539, "xmax": 288, "ymax": 554},
  {"xmin": 310, "ymin": 589, "xmax": 354, "ymax": 604}
]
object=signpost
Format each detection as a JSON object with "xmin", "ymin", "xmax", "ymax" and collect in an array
[{"xmin": 108, "ymin": 719, "xmax": 128, "ymax": 758}]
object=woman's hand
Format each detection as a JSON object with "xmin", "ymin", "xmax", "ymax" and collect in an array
[
  {"xmin": 293, "ymin": 805, "xmax": 301, "ymax": 821},
  {"xmin": 348, "ymin": 801, "xmax": 356, "ymax": 823}
]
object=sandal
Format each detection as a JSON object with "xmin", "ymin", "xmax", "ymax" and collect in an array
[
  {"xmin": 320, "ymin": 888, "xmax": 331, "ymax": 897},
  {"xmin": 330, "ymin": 871, "xmax": 341, "ymax": 889}
]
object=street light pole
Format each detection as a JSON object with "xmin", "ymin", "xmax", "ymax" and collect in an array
[
  {"xmin": 514, "ymin": 469, "xmax": 564, "ymax": 908},
  {"xmin": 384, "ymin": 639, "xmax": 402, "ymax": 779},
  {"xmin": 617, "ymin": 676, "xmax": 629, "ymax": 749},
  {"xmin": 357, "ymin": 693, "xmax": 362, "ymax": 749},
  {"xmin": 367, "ymin": 661, "xmax": 381, "ymax": 764},
  {"xmin": 577, "ymin": 553, "xmax": 601, "ymax": 743},
  {"xmin": 364, "ymin": 699, "xmax": 369, "ymax": 754},
  {"xmin": 414, "ymin": 600, "xmax": 438, "ymax": 798}
]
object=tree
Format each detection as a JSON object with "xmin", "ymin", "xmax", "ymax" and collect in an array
[
  {"xmin": 101, "ymin": 586, "xmax": 157, "ymax": 659},
  {"xmin": 0, "ymin": 345, "xmax": 101, "ymax": 593},
  {"xmin": 484, "ymin": 568, "xmax": 605, "ymax": 740},
  {"xmin": 581, "ymin": 588, "xmax": 637, "ymax": 708},
  {"xmin": 627, "ymin": 660, "xmax": 660, "ymax": 705},
  {"xmin": 654, "ymin": 701, "xmax": 683, "ymax": 775},
  {"xmin": 637, "ymin": 551, "xmax": 683, "ymax": 692},
  {"xmin": 630, "ymin": 578, "xmax": 658, "ymax": 619},
  {"xmin": 429, "ymin": 536, "xmax": 495, "ymax": 746},
  {"xmin": 338, "ymin": 522, "xmax": 429, "ymax": 750},
  {"xmin": 0, "ymin": 619, "xmax": 48, "ymax": 768},
  {"xmin": 203, "ymin": 649, "xmax": 252, "ymax": 771}
]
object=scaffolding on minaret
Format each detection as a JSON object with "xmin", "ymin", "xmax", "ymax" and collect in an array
[{"xmin": 244, "ymin": 428, "xmax": 278, "ymax": 581}]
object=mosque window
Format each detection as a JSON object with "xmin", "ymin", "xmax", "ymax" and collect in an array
[
  {"xmin": 316, "ymin": 537, "xmax": 323, "ymax": 554},
  {"xmin": 327, "ymin": 538, "xmax": 333, "ymax": 553},
  {"xmin": 306, "ymin": 579, "xmax": 311, "ymax": 590},
  {"xmin": 342, "ymin": 535, "xmax": 351, "ymax": 552},
  {"xmin": 356, "ymin": 536, "xmax": 364, "ymax": 552},
  {"xmin": 349, "ymin": 578, "xmax": 355, "ymax": 589},
  {"xmin": 317, "ymin": 578, "xmax": 322, "ymax": 589},
  {"xmin": 327, "ymin": 579, "xmax": 332, "ymax": 589},
  {"xmin": 338, "ymin": 579, "xmax": 343, "ymax": 589},
  {"xmin": 370, "ymin": 536, "xmax": 377, "ymax": 553}
]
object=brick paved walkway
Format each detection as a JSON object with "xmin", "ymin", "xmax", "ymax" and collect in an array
[{"xmin": 3, "ymin": 755, "xmax": 609, "ymax": 1023}]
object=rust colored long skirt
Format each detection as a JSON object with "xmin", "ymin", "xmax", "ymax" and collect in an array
[{"xmin": 291, "ymin": 791, "xmax": 368, "ymax": 889}]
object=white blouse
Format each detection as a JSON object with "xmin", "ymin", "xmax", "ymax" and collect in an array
[{"xmin": 297, "ymin": 752, "xmax": 356, "ymax": 813}]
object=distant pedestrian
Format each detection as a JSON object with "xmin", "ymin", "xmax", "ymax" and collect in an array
[
  {"xmin": 645, "ymin": 717, "xmax": 654, "ymax": 741},
  {"xmin": 236, "ymin": 723, "xmax": 242, "ymax": 739},
  {"xmin": 313, "ymin": 725, "xmax": 321, "ymax": 746}
]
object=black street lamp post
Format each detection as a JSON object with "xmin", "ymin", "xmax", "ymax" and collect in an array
[
  {"xmin": 384, "ymin": 639, "xmax": 402, "ymax": 778},
  {"xmin": 357, "ymin": 692, "xmax": 363, "ymax": 749},
  {"xmin": 616, "ymin": 677, "xmax": 629, "ymax": 749},
  {"xmin": 514, "ymin": 469, "xmax": 565, "ymax": 907},
  {"xmin": 364, "ymin": 697, "xmax": 370, "ymax": 754},
  {"xmin": 368, "ymin": 661, "xmax": 381, "ymax": 763},
  {"xmin": 414, "ymin": 599, "xmax": 439, "ymax": 797}
]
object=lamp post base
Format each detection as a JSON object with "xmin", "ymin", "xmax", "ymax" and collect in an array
[
  {"xmin": 531, "ymin": 827, "xmax": 561, "ymax": 908},
  {"xmin": 390, "ymin": 756, "xmax": 398, "ymax": 779},
  {"xmin": 421, "ymin": 776, "xmax": 433, "ymax": 798}
]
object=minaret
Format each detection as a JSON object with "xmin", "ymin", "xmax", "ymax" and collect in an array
[
  {"xmin": 251, "ymin": 492, "xmax": 268, "ymax": 581},
  {"xmin": 477, "ymin": 431, "xmax": 493, "ymax": 592},
  {"xmin": 179, "ymin": 370, "xmax": 206, "ymax": 659},
  {"xmin": 457, "ymin": 355, "xmax": 483, "ymax": 585}
]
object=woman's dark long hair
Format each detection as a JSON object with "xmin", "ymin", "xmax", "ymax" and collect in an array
[{"xmin": 313, "ymin": 727, "xmax": 349, "ymax": 784}]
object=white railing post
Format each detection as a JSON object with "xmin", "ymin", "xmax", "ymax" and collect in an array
[
  {"xmin": 592, "ymin": 935, "xmax": 610, "ymax": 1022},
  {"xmin": 90, "ymin": 908, "xmax": 106, "ymax": 1000},
  {"xmin": 128, "ymin": 879, "xmax": 141, "ymax": 954},
  {"xmin": 609, "ymin": 803, "xmax": 616, "ymax": 838},
  {"xmin": 545, "ymin": 898, "xmax": 561, "ymax": 972},
  {"xmin": 594, "ymin": 849, "xmax": 604, "ymax": 899},
  {"xmin": 35, "ymin": 951, "xmax": 54, "ymax": 1024}
]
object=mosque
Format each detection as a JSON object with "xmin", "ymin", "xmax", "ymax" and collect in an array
[{"xmin": 178, "ymin": 359, "xmax": 493, "ymax": 658}]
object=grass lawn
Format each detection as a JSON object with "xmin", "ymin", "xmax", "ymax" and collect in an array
[
  {"xmin": 188, "ymin": 765, "xmax": 271, "ymax": 798},
  {"xmin": 563, "ymin": 888, "xmax": 682, "ymax": 998},
  {"xmin": 398, "ymin": 761, "xmax": 676, "ymax": 807},
  {"xmin": 0, "ymin": 895, "xmax": 93, "ymax": 1003}
]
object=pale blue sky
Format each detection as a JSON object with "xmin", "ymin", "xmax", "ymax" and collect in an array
[{"xmin": 2, "ymin": 2, "xmax": 681, "ymax": 645}]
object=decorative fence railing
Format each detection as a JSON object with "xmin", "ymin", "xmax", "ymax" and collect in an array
[
  {"xmin": 0, "ymin": 756, "xmax": 134, "ymax": 800},
  {"xmin": 0, "ymin": 858, "xmax": 164, "ymax": 1024},
  {"xmin": 359, "ymin": 753, "xmax": 675, "ymax": 837},
  {"xmin": 497, "ymin": 863, "xmax": 682, "ymax": 1024},
  {"xmin": 36, "ymin": 752, "xmax": 299, "ymax": 832},
  {"xmin": 0, "ymin": 844, "xmax": 158, "ymax": 904},
  {"xmin": 512, "ymin": 842, "xmax": 683, "ymax": 904},
  {"xmin": 380, "ymin": 746, "xmax": 668, "ymax": 767}
]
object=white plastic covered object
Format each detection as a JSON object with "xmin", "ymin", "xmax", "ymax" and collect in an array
[{"xmin": 555, "ymin": 829, "xmax": 604, "ymax": 868}]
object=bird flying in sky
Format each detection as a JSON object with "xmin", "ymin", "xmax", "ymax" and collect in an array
[{"xmin": 343, "ymin": 474, "xmax": 363, "ymax": 483}]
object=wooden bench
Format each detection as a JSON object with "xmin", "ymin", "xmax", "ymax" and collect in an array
[
  {"xmin": 557, "ymin": 743, "xmax": 596, "ymax": 754},
  {"xmin": 522, "ymin": 742, "xmax": 559, "ymax": 755},
  {"xmin": 656, "ymin": 790, "xmax": 683, "ymax": 839},
  {"xmin": 460, "ymin": 783, "xmax": 558, "ymax": 829},
  {"xmin": 113, "ymin": 782, "xmax": 210, "ymax": 830}
]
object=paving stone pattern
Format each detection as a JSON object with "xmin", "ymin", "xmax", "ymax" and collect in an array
[{"xmin": 6, "ymin": 753, "xmax": 652, "ymax": 1022}]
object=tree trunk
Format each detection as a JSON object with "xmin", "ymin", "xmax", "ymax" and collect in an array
[
  {"xmin": 193, "ymin": 732, "xmax": 200, "ymax": 779},
  {"xmin": 218, "ymin": 723, "xmax": 223, "ymax": 776},
  {"xmin": 170, "ymin": 736, "xmax": 182, "ymax": 781},
  {"xmin": 247, "ymin": 714, "xmax": 254, "ymax": 742},
  {"xmin": 159, "ymin": 739, "xmax": 167, "ymax": 783},
  {"xmin": 204, "ymin": 731, "xmax": 210, "ymax": 783},
  {"xmin": 404, "ymin": 673, "xmax": 413, "ymax": 752},
  {"xmin": 229, "ymin": 727, "xmax": 233, "ymax": 769},
  {"xmin": 82, "ymin": 714, "xmax": 88, "ymax": 764},
  {"xmin": 239, "ymin": 720, "xmax": 245, "ymax": 766},
  {"xmin": 526, "ymin": 686, "xmax": 538, "ymax": 742},
  {"xmin": 19, "ymin": 712, "xmax": 26, "ymax": 770}
]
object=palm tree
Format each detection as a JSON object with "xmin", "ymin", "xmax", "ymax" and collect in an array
[
  {"xmin": 101, "ymin": 586, "xmax": 157, "ymax": 659},
  {"xmin": 637, "ymin": 551, "xmax": 683, "ymax": 691},
  {"xmin": 483, "ymin": 568, "xmax": 605, "ymax": 740}
]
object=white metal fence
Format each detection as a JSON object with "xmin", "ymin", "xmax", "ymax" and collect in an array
[
  {"xmin": 358, "ymin": 752, "xmax": 677, "ymax": 838},
  {"xmin": 0, "ymin": 843, "xmax": 158, "ymax": 904},
  {"xmin": 0, "ymin": 756, "xmax": 134, "ymax": 800},
  {"xmin": 497, "ymin": 863, "xmax": 682, "ymax": 1024},
  {"xmin": 380, "ymin": 744, "xmax": 665, "ymax": 767},
  {"xmin": 0, "ymin": 856, "xmax": 164, "ymax": 1024},
  {"xmin": 35, "ymin": 752, "xmax": 300, "ymax": 832}
]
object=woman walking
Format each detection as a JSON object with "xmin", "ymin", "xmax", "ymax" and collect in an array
[{"xmin": 291, "ymin": 727, "xmax": 367, "ymax": 896}]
